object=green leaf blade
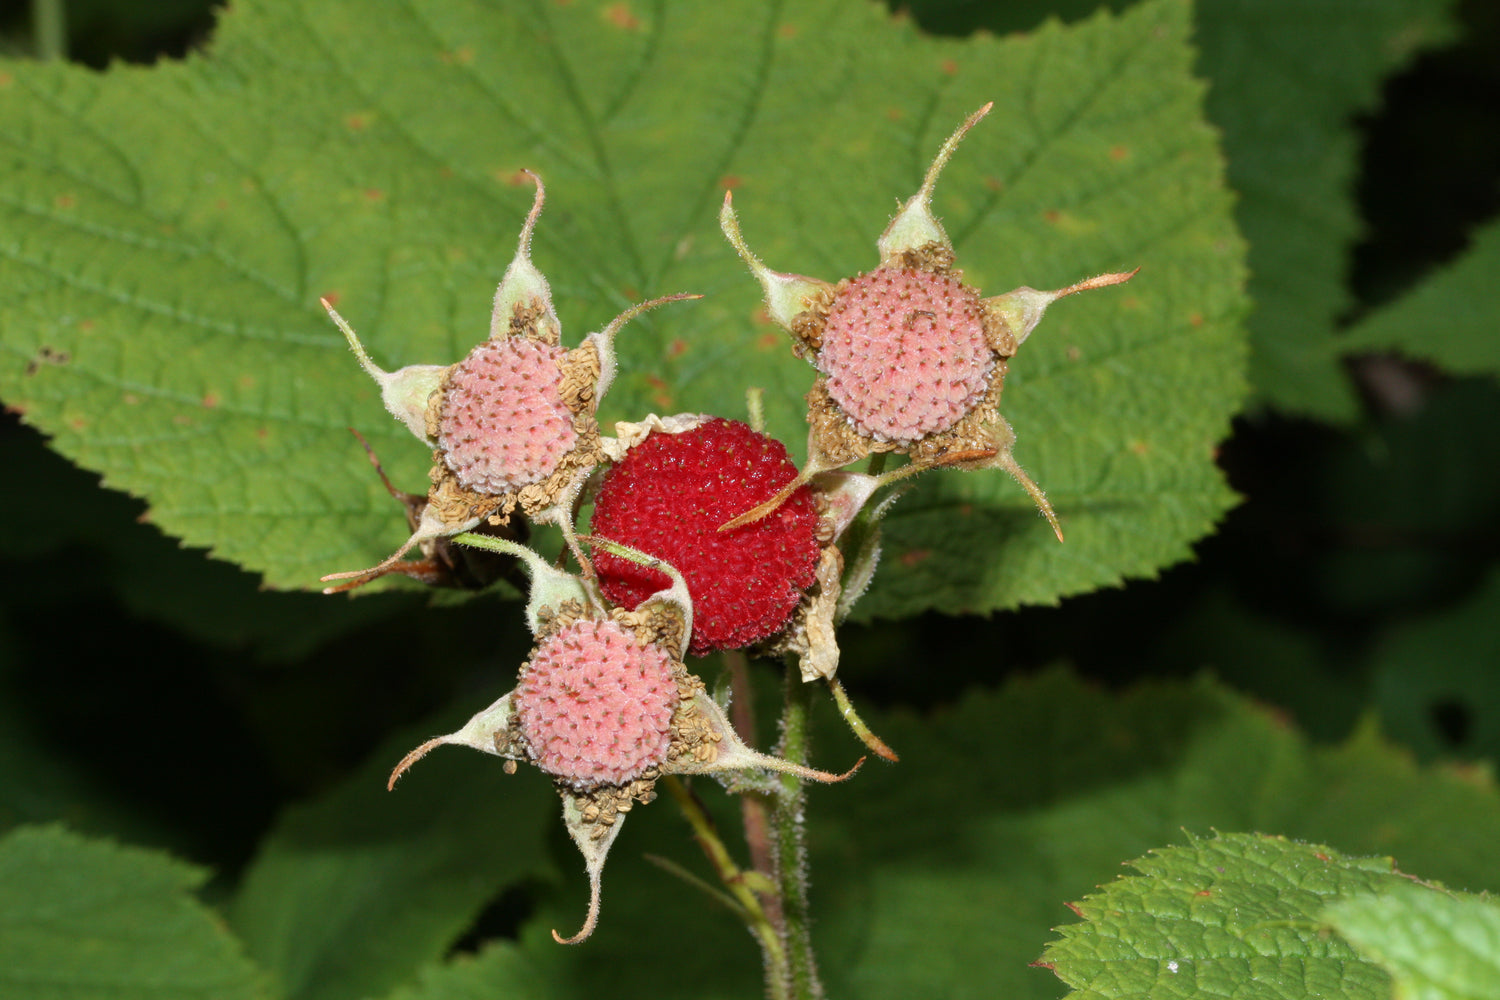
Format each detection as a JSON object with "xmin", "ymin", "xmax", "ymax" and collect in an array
[
  {"xmin": 227, "ymin": 722, "xmax": 559, "ymax": 1000},
  {"xmin": 1044, "ymin": 833, "xmax": 1404, "ymax": 1000},
  {"xmin": 0, "ymin": 824, "xmax": 271, "ymax": 1000},
  {"xmin": 1328, "ymin": 882, "xmax": 1500, "ymax": 1000},
  {"xmin": 0, "ymin": 0, "xmax": 1246, "ymax": 617}
]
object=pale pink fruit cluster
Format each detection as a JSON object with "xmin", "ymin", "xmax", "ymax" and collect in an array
[
  {"xmin": 819, "ymin": 267, "xmax": 993, "ymax": 443},
  {"xmin": 513, "ymin": 619, "xmax": 678, "ymax": 789},
  {"xmin": 438, "ymin": 338, "xmax": 579, "ymax": 494}
]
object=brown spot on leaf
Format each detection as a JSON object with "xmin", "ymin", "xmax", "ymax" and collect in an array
[
  {"xmin": 1066, "ymin": 345, "xmax": 1082, "ymax": 362},
  {"xmin": 321, "ymin": 291, "xmax": 341, "ymax": 307},
  {"xmin": 667, "ymin": 338, "xmax": 688, "ymax": 358},
  {"xmin": 69, "ymin": 417, "xmax": 87, "ymax": 431},
  {"xmin": 645, "ymin": 374, "xmax": 672, "ymax": 409},
  {"xmin": 940, "ymin": 58, "xmax": 958, "ymax": 75},
  {"xmin": 0, "ymin": 72, "xmax": 12, "ymax": 88},
  {"xmin": 720, "ymin": 174, "xmax": 742, "ymax": 190},
  {"xmin": 1043, "ymin": 209, "xmax": 1062, "ymax": 225},
  {"xmin": 364, "ymin": 188, "xmax": 385, "ymax": 202},
  {"xmin": 54, "ymin": 193, "xmax": 76, "ymax": 210},
  {"xmin": 603, "ymin": 2, "xmax": 640, "ymax": 29},
  {"xmin": 898, "ymin": 549, "xmax": 930, "ymax": 568},
  {"xmin": 1109, "ymin": 144, "xmax": 1129, "ymax": 162},
  {"xmin": 172, "ymin": 414, "xmax": 193, "ymax": 427},
  {"xmin": 777, "ymin": 22, "xmax": 798, "ymax": 38},
  {"xmin": 345, "ymin": 112, "xmax": 373, "ymax": 131},
  {"xmin": 1188, "ymin": 312, "xmax": 1204, "ymax": 327},
  {"xmin": 201, "ymin": 392, "xmax": 220, "ymax": 409},
  {"xmin": 1129, "ymin": 440, "xmax": 1149, "ymax": 456},
  {"xmin": 122, "ymin": 393, "xmax": 140, "ymax": 405},
  {"xmin": 237, "ymin": 374, "xmax": 255, "ymax": 389},
  {"xmin": 256, "ymin": 427, "xmax": 269, "ymax": 441},
  {"xmin": 983, "ymin": 176, "xmax": 1003, "ymax": 192},
  {"xmin": 755, "ymin": 332, "xmax": 781, "ymax": 351},
  {"xmin": 885, "ymin": 107, "xmax": 904, "ymax": 122}
]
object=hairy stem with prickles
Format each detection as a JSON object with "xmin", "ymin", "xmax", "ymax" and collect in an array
[
  {"xmin": 661, "ymin": 776, "xmax": 788, "ymax": 994},
  {"xmin": 772, "ymin": 660, "xmax": 824, "ymax": 999},
  {"xmin": 727, "ymin": 650, "xmax": 782, "ymax": 929}
]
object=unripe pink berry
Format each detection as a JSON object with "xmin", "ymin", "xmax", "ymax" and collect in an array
[
  {"xmin": 514, "ymin": 619, "xmax": 678, "ymax": 789},
  {"xmin": 591, "ymin": 418, "xmax": 821, "ymax": 655},
  {"xmin": 438, "ymin": 338, "xmax": 579, "ymax": 494},
  {"xmin": 818, "ymin": 267, "xmax": 993, "ymax": 443}
]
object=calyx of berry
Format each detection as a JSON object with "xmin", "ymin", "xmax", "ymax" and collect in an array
[
  {"xmin": 719, "ymin": 104, "xmax": 1137, "ymax": 538},
  {"xmin": 385, "ymin": 534, "xmax": 860, "ymax": 944},
  {"xmin": 320, "ymin": 171, "xmax": 698, "ymax": 593}
]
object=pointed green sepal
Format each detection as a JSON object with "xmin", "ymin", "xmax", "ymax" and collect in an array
[
  {"xmin": 673, "ymin": 687, "xmax": 863, "ymax": 784},
  {"xmin": 876, "ymin": 103, "xmax": 991, "ymax": 263},
  {"xmin": 386, "ymin": 691, "xmax": 520, "ymax": 791},
  {"xmin": 585, "ymin": 292, "xmax": 702, "ymax": 404},
  {"xmin": 489, "ymin": 170, "xmax": 562, "ymax": 343},
  {"xmin": 322, "ymin": 298, "xmax": 447, "ymax": 445},
  {"xmin": 321, "ymin": 503, "xmax": 482, "ymax": 594},
  {"xmin": 986, "ymin": 269, "xmax": 1139, "ymax": 352},
  {"xmin": 554, "ymin": 791, "xmax": 630, "ymax": 944},
  {"xmin": 451, "ymin": 531, "xmax": 593, "ymax": 636},
  {"xmin": 719, "ymin": 191, "xmax": 833, "ymax": 330}
]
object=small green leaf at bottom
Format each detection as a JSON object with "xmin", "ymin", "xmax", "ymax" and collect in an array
[{"xmin": 1041, "ymin": 831, "xmax": 1410, "ymax": 1000}]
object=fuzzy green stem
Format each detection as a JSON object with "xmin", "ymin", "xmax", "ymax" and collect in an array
[
  {"xmin": 661, "ymin": 776, "xmax": 788, "ymax": 991},
  {"xmin": 31, "ymin": 0, "xmax": 66, "ymax": 60},
  {"xmin": 771, "ymin": 663, "xmax": 824, "ymax": 999},
  {"xmin": 726, "ymin": 650, "xmax": 780, "ymax": 927}
]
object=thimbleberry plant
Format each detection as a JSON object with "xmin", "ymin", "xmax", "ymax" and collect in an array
[{"xmin": 314, "ymin": 104, "xmax": 1132, "ymax": 993}]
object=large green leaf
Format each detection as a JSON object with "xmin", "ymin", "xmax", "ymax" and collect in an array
[
  {"xmin": 1195, "ymin": 0, "xmax": 1457, "ymax": 420},
  {"xmin": 0, "ymin": 824, "xmax": 271, "ymax": 1000},
  {"xmin": 227, "ymin": 714, "xmax": 559, "ymax": 1000},
  {"xmin": 0, "ymin": 0, "xmax": 1245, "ymax": 617}
]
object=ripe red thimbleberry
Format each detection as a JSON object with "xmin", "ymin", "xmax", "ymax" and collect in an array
[
  {"xmin": 590, "ymin": 418, "xmax": 821, "ymax": 656},
  {"xmin": 513, "ymin": 618, "xmax": 678, "ymax": 789}
]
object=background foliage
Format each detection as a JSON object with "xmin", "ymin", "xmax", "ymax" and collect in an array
[{"xmin": 1, "ymin": 1, "xmax": 1498, "ymax": 998}]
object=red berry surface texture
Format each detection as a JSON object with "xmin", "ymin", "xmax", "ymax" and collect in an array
[{"xmin": 591, "ymin": 418, "xmax": 821, "ymax": 655}]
